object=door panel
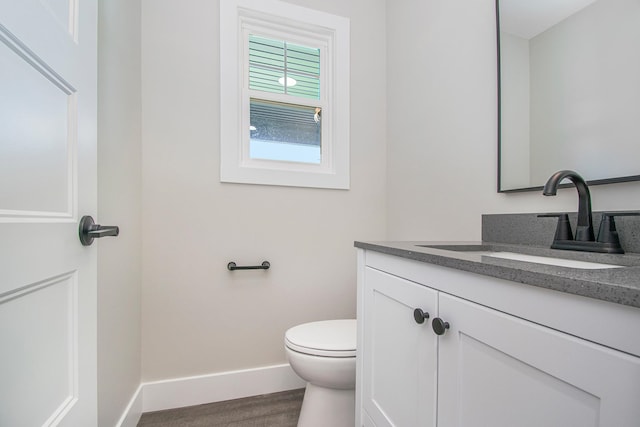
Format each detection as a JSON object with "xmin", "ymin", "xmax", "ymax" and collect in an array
[
  {"xmin": 40, "ymin": 0, "xmax": 77, "ymax": 37},
  {"xmin": 0, "ymin": 32, "xmax": 75, "ymax": 216},
  {"xmin": 362, "ymin": 267, "xmax": 438, "ymax": 427},
  {"xmin": 437, "ymin": 293, "xmax": 640, "ymax": 427},
  {"xmin": 0, "ymin": 273, "xmax": 78, "ymax": 426},
  {"xmin": 0, "ymin": 0, "xmax": 97, "ymax": 425}
]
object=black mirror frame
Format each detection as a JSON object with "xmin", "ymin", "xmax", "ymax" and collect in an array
[{"xmin": 495, "ymin": 0, "xmax": 640, "ymax": 193}]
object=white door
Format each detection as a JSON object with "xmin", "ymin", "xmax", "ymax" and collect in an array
[
  {"xmin": 437, "ymin": 293, "xmax": 640, "ymax": 427},
  {"xmin": 0, "ymin": 1, "xmax": 98, "ymax": 426},
  {"xmin": 362, "ymin": 267, "xmax": 438, "ymax": 427}
]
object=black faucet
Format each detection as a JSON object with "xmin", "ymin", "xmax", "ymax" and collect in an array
[
  {"xmin": 539, "ymin": 170, "xmax": 640, "ymax": 254},
  {"xmin": 542, "ymin": 170, "xmax": 595, "ymax": 241}
]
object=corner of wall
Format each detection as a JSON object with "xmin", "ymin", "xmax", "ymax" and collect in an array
[{"xmin": 97, "ymin": 0, "xmax": 143, "ymax": 425}]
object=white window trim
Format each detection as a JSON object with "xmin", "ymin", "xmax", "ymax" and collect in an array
[{"xmin": 220, "ymin": 0, "xmax": 350, "ymax": 189}]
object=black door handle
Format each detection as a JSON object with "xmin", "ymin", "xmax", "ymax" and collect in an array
[{"xmin": 79, "ymin": 215, "xmax": 119, "ymax": 246}]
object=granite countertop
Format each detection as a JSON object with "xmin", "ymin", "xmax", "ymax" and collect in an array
[{"xmin": 355, "ymin": 241, "xmax": 640, "ymax": 308}]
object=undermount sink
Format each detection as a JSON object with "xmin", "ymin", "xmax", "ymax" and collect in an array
[
  {"xmin": 417, "ymin": 244, "xmax": 622, "ymax": 270},
  {"xmin": 478, "ymin": 251, "xmax": 621, "ymax": 269}
]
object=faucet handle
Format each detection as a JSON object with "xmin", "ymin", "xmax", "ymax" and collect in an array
[
  {"xmin": 597, "ymin": 212, "xmax": 640, "ymax": 247},
  {"xmin": 538, "ymin": 213, "xmax": 574, "ymax": 241}
]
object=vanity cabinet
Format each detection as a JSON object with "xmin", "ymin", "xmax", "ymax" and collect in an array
[
  {"xmin": 357, "ymin": 250, "xmax": 640, "ymax": 427},
  {"xmin": 362, "ymin": 267, "xmax": 438, "ymax": 426}
]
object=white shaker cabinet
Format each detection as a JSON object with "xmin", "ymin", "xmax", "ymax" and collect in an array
[
  {"xmin": 437, "ymin": 292, "xmax": 640, "ymax": 427},
  {"xmin": 361, "ymin": 267, "xmax": 438, "ymax": 427},
  {"xmin": 357, "ymin": 250, "xmax": 640, "ymax": 427}
]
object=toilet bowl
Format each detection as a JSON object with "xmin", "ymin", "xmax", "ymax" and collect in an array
[{"xmin": 285, "ymin": 319, "xmax": 356, "ymax": 427}]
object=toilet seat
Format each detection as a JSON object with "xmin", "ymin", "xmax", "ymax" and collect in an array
[{"xmin": 285, "ymin": 319, "xmax": 356, "ymax": 358}]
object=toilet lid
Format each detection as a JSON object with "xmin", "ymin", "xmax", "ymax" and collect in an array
[{"xmin": 285, "ymin": 319, "xmax": 356, "ymax": 357}]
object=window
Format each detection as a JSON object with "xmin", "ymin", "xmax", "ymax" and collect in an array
[
  {"xmin": 220, "ymin": 0, "xmax": 350, "ymax": 189},
  {"xmin": 249, "ymin": 98, "xmax": 321, "ymax": 164},
  {"xmin": 248, "ymin": 35, "xmax": 322, "ymax": 165}
]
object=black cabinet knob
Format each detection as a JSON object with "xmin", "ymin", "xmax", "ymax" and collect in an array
[
  {"xmin": 413, "ymin": 308, "xmax": 430, "ymax": 324},
  {"xmin": 432, "ymin": 317, "xmax": 450, "ymax": 335}
]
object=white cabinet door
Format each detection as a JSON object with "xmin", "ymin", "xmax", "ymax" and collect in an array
[
  {"xmin": 362, "ymin": 267, "xmax": 438, "ymax": 427},
  {"xmin": 0, "ymin": 1, "xmax": 98, "ymax": 426},
  {"xmin": 437, "ymin": 293, "xmax": 640, "ymax": 427}
]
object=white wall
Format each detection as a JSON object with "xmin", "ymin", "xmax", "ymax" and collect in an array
[
  {"xmin": 97, "ymin": 0, "xmax": 142, "ymax": 425},
  {"xmin": 386, "ymin": 0, "xmax": 640, "ymax": 241},
  {"xmin": 140, "ymin": 0, "xmax": 387, "ymax": 381}
]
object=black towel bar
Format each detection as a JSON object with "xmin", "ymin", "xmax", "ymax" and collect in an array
[{"xmin": 227, "ymin": 261, "xmax": 270, "ymax": 271}]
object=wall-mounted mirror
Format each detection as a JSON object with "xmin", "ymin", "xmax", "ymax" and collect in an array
[{"xmin": 497, "ymin": 0, "xmax": 640, "ymax": 192}]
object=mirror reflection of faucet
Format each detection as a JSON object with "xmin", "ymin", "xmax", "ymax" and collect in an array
[{"xmin": 539, "ymin": 170, "xmax": 640, "ymax": 254}]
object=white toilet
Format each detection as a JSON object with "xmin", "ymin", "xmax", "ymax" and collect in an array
[{"xmin": 285, "ymin": 319, "xmax": 357, "ymax": 427}]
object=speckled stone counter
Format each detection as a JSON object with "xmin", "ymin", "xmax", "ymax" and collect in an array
[
  {"xmin": 482, "ymin": 211, "xmax": 640, "ymax": 253},
  {"xmin": 354, "ymin": 241, "xmax": 640, "ymax": 308}
]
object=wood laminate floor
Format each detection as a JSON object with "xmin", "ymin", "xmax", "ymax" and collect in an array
[{"xmin": 137, "ymin": 389, "xmax": 305, "ymax": 427}]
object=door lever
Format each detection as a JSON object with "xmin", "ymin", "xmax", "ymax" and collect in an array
[{"xmin": 79, "ymin": 215, "xmax": 120, "ymax": 246}]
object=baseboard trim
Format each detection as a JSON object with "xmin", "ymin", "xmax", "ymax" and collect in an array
[
  {"xmin": 141, "ymin": 363, "xmax": 305, "ymax": 413},
  {"xmin": 115, "ymin": 384, "xmax": 143, "ymax": 427}
]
